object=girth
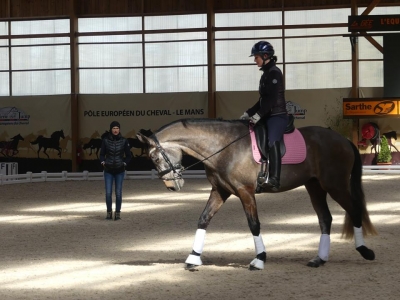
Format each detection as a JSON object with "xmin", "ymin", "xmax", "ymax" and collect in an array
[{"xmin": 254, "ymin": 114, "xmax": 295, "ymax": 161}]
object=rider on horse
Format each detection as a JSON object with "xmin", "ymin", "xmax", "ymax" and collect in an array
[{"xmin": 240, "ymin": 41, "xmax": 288, "ymax": 191}]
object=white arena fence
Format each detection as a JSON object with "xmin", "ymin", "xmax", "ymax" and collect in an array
[
  {"xmin": 0, "ymin": 165, "xmax": 400, "ymax": 185},
  {"xmin": 0, "ymin": 169, "xmax": 207, "ymax": 185}
]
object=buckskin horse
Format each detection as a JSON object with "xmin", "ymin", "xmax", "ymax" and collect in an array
[{"xmin": 136, "ymin": 118, "xmax": 377, "ymax": 271}]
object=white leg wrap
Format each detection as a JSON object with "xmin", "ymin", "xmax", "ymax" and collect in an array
[
  {"xmin": 185, "ymin": 254, "xmax": 203, "ymax": 266},
  {"xmin": 318, "ymin": 234, "xmax": 331, "ymax": 261},
  {"xmin": 253, "ymin": 234, "xmax": 266, "ymax": 255},
  {"xmin": 192, "ymin": 229, "xmax": 206, "ymax": 254},
  {"xmin": 354, "ymin": 226, "xmax": 365, "ymax": 248}
]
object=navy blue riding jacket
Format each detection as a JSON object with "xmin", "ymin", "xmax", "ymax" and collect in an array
[
  {"xmin": 100, "ymin": 133, "xmax": 132, "ymax": 174},
  {"xmin": 246, "ymin": 60, "xmax": 287, "ymax": 118}
]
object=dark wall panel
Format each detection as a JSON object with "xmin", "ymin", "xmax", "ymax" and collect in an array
[
  {"xmin": 143, "ymin": 0, "xmax": 207, "ymax": 15},
  {"xmin": 0, "ymin": 0, "xmax": 10, "ymax": 18},
  {"xmin": 9, "ymin": 0, "xmax": 70, "ymax": 17},
  {"xmin": 1, "ymin": 0, "xmax": 399, "ymax": 18},
  {"xmin": 384, "ymin": 34, "xmax": 400, "ymax": 97},
  {"xmin": 76, "ymin": 0, "xmax": 142, "ymax": 15}
]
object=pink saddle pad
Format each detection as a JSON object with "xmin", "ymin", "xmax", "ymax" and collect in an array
[{"xmin": 250, "ymin": 128, "xmax": 306, "ymax": 164}]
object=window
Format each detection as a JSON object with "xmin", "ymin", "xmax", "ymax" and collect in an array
[{"xmin": 9, "ymin": 19, "xmax": 70, "ymax": 95}]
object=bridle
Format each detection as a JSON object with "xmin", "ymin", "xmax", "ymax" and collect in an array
[
  {"xmin": 149, "ymin": 128, "xmax": 250, "ymax": 181},
  {"xmin": 150, "ymin": 135, "xmax": 184, "ymax": 181}
]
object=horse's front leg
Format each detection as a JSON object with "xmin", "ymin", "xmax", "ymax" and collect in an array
[
  {"xmin": 185, "ymin": 187, "xmax": 230, "ymax": 270},
  {"xmin": 237, "ymin": 186, "xmax": 267, "ymax": 271}
]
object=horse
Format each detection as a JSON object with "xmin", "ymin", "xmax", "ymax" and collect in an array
[
  {"xmin": 0, "ymin": 134, "xmax": 24, "ymax": 157},
  {"xmin": 17, "ymin": 133, "xmax": 38, "ymax": 155},
  {"xmin": 82, "ymin": 131, "xmax": 114, "ymax": 158},
  {"xmin": 83, "ymin": 138, "xmax": 102, "ymax": 158},
  {"xmin": 31, "ymin": 130, "xmax": 65, "ymax": 158},
  {"xmin": 136, "ymin": 118, "xmax": 377, "ymax": 271},
  {"xmin": 370, "ymin": 131, "xmax": 398, "ymax": 153},
  {"xmin": 127, "ymin": 129, "xmax": 153, "ymax": 157},
  {"xmin": 60, "ymin": 135, "xmax": 72, "ymax": 153}
]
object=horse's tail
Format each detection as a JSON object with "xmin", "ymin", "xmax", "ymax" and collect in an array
[
  {"xmin": 30, "ymin": 135, "xmax": 43, "ymax": 145},
  {"xmin": 342, "ymin": 141, "xmax": 378, "ymax": 239}
]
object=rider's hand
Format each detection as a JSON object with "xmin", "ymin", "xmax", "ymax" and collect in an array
[
  {"xmin": 240, "ymin": 112, "xmax": 249, "ymax": 120},
  {"xmin": 249, "ymin": 113, "xmax": 261, "ymax": 125}
]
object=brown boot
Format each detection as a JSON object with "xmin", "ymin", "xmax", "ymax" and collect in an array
[{"xmin": 105, "ymin": 211, "xmax": 112, "ymax": 220}]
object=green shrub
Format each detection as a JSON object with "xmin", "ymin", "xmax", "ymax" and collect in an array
[{"xmin": 377, "ymin": 135, "xmax": 392, "ymax": 163}]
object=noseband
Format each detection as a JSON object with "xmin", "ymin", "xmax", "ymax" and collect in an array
[{"xmin": 150, "ymin": 135, "xmax": 183, "ymax": 180}]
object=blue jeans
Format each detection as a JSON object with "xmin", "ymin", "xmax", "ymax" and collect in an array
[{"xmin": 104, "ymin": 171, "xmax": 125, "ymax": 212}]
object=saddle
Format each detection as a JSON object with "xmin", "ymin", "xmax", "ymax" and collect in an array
[{"xmin": 253, "ymin": 114, "xmax": 295, "ymax": 161}]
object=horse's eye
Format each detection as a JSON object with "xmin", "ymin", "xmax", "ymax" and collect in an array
[{"xmin": 150, "ymin": 153, "xmax": 159, "ymax": 163}]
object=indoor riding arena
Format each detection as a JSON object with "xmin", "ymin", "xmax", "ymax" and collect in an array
[
  {"xmin": 1, "ymin": 175, "xmax": 400, "ymax": 299},
  {"xmin": 1, "ymin": 0, "xmax": 400, "ymax": 299}
]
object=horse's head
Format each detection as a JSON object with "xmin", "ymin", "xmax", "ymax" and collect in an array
[
  {"xmin": 12, "ymin": 134, "xmax": 24, "ymax": 141},
  {"xmin": 137, "ymin": 132, "xmax": 184, "ymax": 191}
]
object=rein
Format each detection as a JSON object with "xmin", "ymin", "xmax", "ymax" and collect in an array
[
  {"xmin": 150, "ymin": 128, "xmax": 251, "ymax": 177},
  {"xmin": 182, "ymin": 131, "xmax": 251, "ymax": 171}
]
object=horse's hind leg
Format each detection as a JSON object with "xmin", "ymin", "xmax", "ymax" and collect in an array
[
  {"xmin": 327, "ymin": 184, "xmax": 376, "ymax": 262},
  {"xmin": 185, "ymin": 187, "xmax": 231, "ymax": 270},
  {"xmin": 305, "ymin": 179, "xmax": 331, "ymax": 268}
]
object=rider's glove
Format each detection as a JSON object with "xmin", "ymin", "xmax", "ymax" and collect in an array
[
  {"xmin": 240, "ymin": 112, "xmax": 249, "ymax": 120},
  {"xmin": 249, "ymin": 113, "xmax": 261, "ymax": 125}
]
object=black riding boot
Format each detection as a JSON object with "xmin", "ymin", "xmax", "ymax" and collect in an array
[
  {"xmin": 265, "ymin": 141, "xmax": 281, "ymax": 191},
  {"xmin": 114, "ymin": 211, "xmax": 121, "ymax": 221}
]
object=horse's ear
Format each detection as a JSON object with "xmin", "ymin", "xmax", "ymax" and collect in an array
[{"xmin": 136, "ymin": 132, "xmax": 154, "ymax": 146}]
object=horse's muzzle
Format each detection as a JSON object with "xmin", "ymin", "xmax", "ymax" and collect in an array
[{"xmin": 163, "ymin": 178, "xmax": 184, "ymax": 191}]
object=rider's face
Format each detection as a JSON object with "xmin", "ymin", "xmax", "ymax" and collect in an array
[
  {"xmin": 254, "ymin": 54, "xmax": 269, "ymax": 67},
  {"xmin": 111, "ymin": 126, "xmax": 120, "ymax": 135}
]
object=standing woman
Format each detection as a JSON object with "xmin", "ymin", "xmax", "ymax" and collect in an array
[
  {"xmin": 240, "ymin": 41, "xmax": 288, "ymax": 191},
  {"xmin": 100, "ymin": 121, "xmax": 132, "ymax": 220}
]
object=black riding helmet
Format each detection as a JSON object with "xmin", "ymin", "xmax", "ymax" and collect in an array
[{"xmin": 249, "ymin": 41, "xmax": 275, "ymax": 58}]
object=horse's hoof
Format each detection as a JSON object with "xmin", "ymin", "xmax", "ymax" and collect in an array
[
  {"xmin": 185, "ymin": 264, "xmax": 199, "ymax": 271},
  {"xmin": 248, "ymin": 265, "xmax": 262, "ymax": 271},
  {"xmin": 307, "ymin": 256, "xmax": 326, "ymax": 268},
  {"xmin": 356, "ymin": 245, "xmax": 375, "ymax": 260},
  {"xmin": 249, "ymin": 258, "xmax": 264, "ymax": 270}
]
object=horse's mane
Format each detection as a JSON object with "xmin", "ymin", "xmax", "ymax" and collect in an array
[
  {"xmin": 51, "ymin": 130, "xmax": 63, "ymax": 138},
  {"xmin": 156, "ymin": 118, "xmax": 244, "ymax": 133}
]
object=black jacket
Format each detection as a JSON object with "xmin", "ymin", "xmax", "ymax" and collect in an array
[
  {"xmin": 246, "ymin": 60, "xmax": 287, "ymax": 118},
  {"xmin": 99, "ymin": 133, "xmax": 132, "ymax": 174}
]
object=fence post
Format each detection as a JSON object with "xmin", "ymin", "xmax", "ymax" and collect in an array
[
  {"xmin": 27, "ymin": 172, "xmax": 32, "ymax": 183},
  {"xmin": 83, "ymin": 170, "xmax": 88, "ymax": 180},
  {"xmin": 62, "ymin": 171, "xmax": 68, "ymax": 181},
  {"xmin": 0, "ymin": 174, "xmax": 2, "ymax": 185},
  {"xmin": 41, "ymin": 171, "xmax": 47, "ymax": 182}
]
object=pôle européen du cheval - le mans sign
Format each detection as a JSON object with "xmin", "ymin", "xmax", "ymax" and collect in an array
[
  {"xmin": 343, "ymin": 98, "xmax": 400, "ymax": 119},
  {"xmin": 348, "ymin": 15, "xmax": 400, "ymax": 32}
]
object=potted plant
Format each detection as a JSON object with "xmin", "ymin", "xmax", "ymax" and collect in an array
[{"xmin": 377, "ymin": 135, "xmax": 392, "ymax": 164}]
